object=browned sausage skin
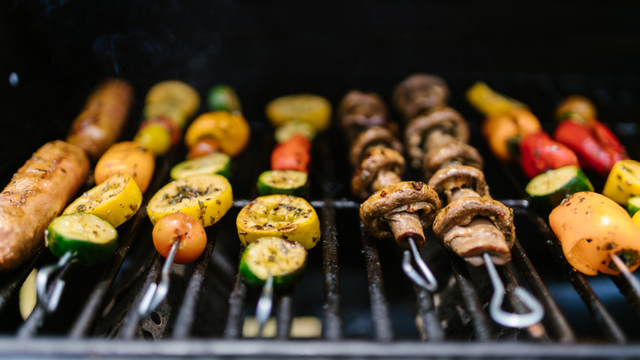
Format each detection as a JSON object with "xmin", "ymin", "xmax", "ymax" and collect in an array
[
  {"xmin": 0, "ymin": 140, "xmax": 89, "ymax": 272},
  {"xmin": 66, "ymin": 79, "xmax": 133, "ymax": 162}
]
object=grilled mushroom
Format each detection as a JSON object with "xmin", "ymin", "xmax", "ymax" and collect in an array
[
  {"xmin": 351, "ymin": 147, "xmax": 405, "ymax": 199},
  {"xmin": 428, "ymin": 165, "xmax": 490, "ymax": 204},
  {"xmin": 393, "ymin": 74, "xmax": 449, "ymax": 121},
  {"xmin": 338, "ymin": 90, "xmax": 389, "ymax": 141},
  {"xmin": 423, "ymin": 142, "xmax": 483, "ymax": 180},
  {"xmin": 405, "ymin": 107, "xmax": 470, "ymax": 168},
  {"xmin": 432, "ymin": 197, "xmax": 515, "ymax": 265},
  {"xmin": 360, "ymin": 181, "xmax": 441, "ymax": 249},
  {"xmin": 349, "ymin": 126, "xmax": 403, "ymax": 166}
]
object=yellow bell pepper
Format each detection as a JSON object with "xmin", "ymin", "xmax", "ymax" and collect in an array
[
  {"xmin": 184, "ymin": 111, "xmax": 250, "ymax": 158},
  {"xmin": 603, "ymin": 160, "xmax": 640, "ymax": 205},
  {"xmin": 466, "ymin": 82, "xmax": 526, "ymax": 116},
  {"xmin": 94, "ymin": 141, "xmax": 155, "ymax": 193},
  {"xmin": 549, "ymin": 191, "xmax": 640, "ymax": 275}
]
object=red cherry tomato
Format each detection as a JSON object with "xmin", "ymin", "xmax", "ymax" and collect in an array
[
  {"xmin": 271, "ymin": 134, "xmax": 311, "ymax": 173},
  {"xmin": 187, "ymin": 137, "xmax": 222, "ymax": 159},
  {"xmin": 152, "ymin": 212, "xmax": 207, "ymax": 264}
]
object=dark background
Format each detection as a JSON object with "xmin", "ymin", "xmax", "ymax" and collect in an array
[{"xmin": 1, "ymin": 0, "xmax": 640, "ymax": 341}]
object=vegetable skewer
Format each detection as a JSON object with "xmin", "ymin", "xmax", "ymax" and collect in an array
[
  {"xmin": 236, "ymin": 95, "xmax": 328, "ymax": 336},
  {"xmin": 138, "ymin": 85, "xmax": 246, "ymax": 317},
  {"xmin": 397, "ymin": 74, "xmax": 544, "ymax": 328},
  {"xmin": 339, "ymin": 89, "xmax": 440, "ymax": 291}
]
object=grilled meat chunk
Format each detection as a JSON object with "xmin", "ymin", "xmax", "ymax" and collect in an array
[{"xmin": 0, "ymin": 141, "xmax": 90, "ymax": 271}]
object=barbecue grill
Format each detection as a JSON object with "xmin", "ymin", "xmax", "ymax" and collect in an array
[{"xmin": 2, "ymin": 1, "xmax": 640, "ymax": 358}]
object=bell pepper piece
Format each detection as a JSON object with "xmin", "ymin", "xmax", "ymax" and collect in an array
[
  {"xmin": 482, "ymin": 107, "xmax": 541, "ymax": 162},
  {"xmin": 555, "ymin": 95, "xmax": 597, "ymax": 122},
  {"xmin": 184, "ymin": 111, "xmax": 250, "ymax": 158},
  {"xmin": 271, "ymin": 134, "xmax": 311, "ymax": 173},
  {"xmin": 554, "ymin": 120, "xmax": 628, "ymax": 177},
  {"xmin": 549, "ymin": 191, "xmax": 640, "ymax": 276},
  {"xmin": 466, "ymin": 82, "xmax": 527, "ymax": 115},
  {"xmin": 603, "ymin": 160, "xmax": 640, "ymax": 205},
  {"xmin": 519, "ymin": 131, "xmax": 580, "ymax": 179}
]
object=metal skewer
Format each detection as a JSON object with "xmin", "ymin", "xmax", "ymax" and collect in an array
[
  {"xmin": 610, "ymin": 253, "xmax": 640, "ymax": 297},
  {"xmin": 483, "ymin": 253, "xmax": 544, "ymax": 328},
  {"xmin": 402, "ymin": 237, "xmax": 438, "ymax": 291},
  {"xmin": 255, "ymin": 272, "xmax": 274, "ymax": 338},
  {"xmin": 138, "ymin": 241, "xmax": 179, "ymax": 318},
  {"xmin": 36, "ymin": 251, "xmax": 74, "ymax": 313}
]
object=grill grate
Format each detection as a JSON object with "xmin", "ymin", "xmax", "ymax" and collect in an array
[{"xmin": 1, "ymin": 73, "xmax": 640, "ymax": 358}]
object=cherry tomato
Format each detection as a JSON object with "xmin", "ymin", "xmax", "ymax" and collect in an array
[
  {"xmin": 152, "ymin": 212, "xmax": 207, "ymax": 264},
  {"xmin": 187, "ymin": 137, "xmax": 221, "ymax": 159}
]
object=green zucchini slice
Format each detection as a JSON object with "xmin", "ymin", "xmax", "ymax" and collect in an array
[
  {"xmin": 627, "ymin": 196, "xmax": 640, "ymax": 217},
  {"xmin": 257, "ymin": 170, "xmax": 309, "ymax": 197},
  {"xmin": 170, "ymin": 152, "xmax": 231, "ymax": 180},
  {"xmin": 207, "ymin": 85, "xmax": 242, "ymax": 113},
  {"xmin": 45, "ymin": 212, "xmax": 119, "ymax": 266},
  {"xmin": 239, "ymin": 237, "xmax": 307, "ymax": 290},
  {"xmin": 525, "ymin": 165, "xmax": 594, "ymax": 209},
  {"xmin": 274, "ymin": 120, "xmax": 316, "ymax": 143}
]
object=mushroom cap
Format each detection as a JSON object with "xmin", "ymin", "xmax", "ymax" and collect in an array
[
  {"xmin": 423, "ymin": 141, "xmax": 483, "ymax": 180},
  {"xmin": 432, "ymin": 197, "xmax": 515, "ymax": 250},
  {"xmin": 393, "ymin": 74, "xmax": 449, "ymax": 120},
  {"xmin": 405, "ymin": 107, "xmax": 470, "ymax": 168},
  {"xmin": 428, "ymin": 165, "xmax": 490, "ymax": 198},
  {"xmin": 351, "ymin": 147, "xmax": 405, "ymax": 199},
  {"xmin": 349, "ymin": 126, "xmax": 403, "ymax": 166},
  {"xmin": 360, "ymin": 181, "xmax": 441, "ymax": 240},
  {"xmin": 338, "ymin": 90, "xmax": 389, "ymax": 141}
]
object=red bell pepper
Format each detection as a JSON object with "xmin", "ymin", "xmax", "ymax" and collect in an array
[
  {"xmin": 553, "ymin": 119, "xmax": 628, "ymax": 177},
  {"xmin": 520, "ymin": 131, "xmax": 580, "ymax": 179},
  {"xmin": 271, "ymin": 134, "xmax": 312, "ymax": 173}
]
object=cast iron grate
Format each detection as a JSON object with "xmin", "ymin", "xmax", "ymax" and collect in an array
[{"xmin": 1, "ymin": 72, "xmax": 640, "ymax": 359}]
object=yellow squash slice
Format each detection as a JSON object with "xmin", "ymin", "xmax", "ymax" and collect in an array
[
  {"xmin": 147, "ymin": 174, "xmax": 233, "ymax": 226},
  {"xmin": 146, "ymin": 80, "xmax": 201, "ymax": 119},
  {"xmin": 236, "ymin": 195, "xmax": 321, "ymax": 250},
  {"xmin": 63, "ymin": 173, "xmax": 143, "ymax": 228}
]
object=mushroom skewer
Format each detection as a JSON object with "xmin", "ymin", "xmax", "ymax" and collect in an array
[
  {"xmin": 340, "ymin": 90, "xmax": 441, "ymax": 291},
  {"xmin": 395, "ymin": 74, "xmax": 544, "ymax": 328}
]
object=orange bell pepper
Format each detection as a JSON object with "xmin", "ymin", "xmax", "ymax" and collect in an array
[
  {"xmin": 549, "ymin": 191, "xmax": 640, "ymax": 275},
  {"xmin": 482, "ymin": 107, "xmax": 541, "ymax": 162}
]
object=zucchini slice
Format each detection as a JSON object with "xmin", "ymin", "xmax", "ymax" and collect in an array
[
  {"xmin": 207, "ymin": 85, "xmax": 242, "ymax": 113},
  {"xmin": 46, "ymin": 212, "xmax": 119, "ymax": 266},
  {"xmin": 239, "ymin": 237, "xmax": 307, "ymax": 290},
  {"xmin": 257, "ymin": 170, "xmax": 309, "ymax": 197},
  {"xmin": 274, "ymin": 120, "xmax": 316, "ymax": 143},
  {"xmin": 170, "ymin": 152, "xmax": 231, "ymax": 180},
  {"xmin": 525, "ymin": 165, "xmax": 594, "ymax": 209},
  {"xmin": 63, "ymin": 173, "xmax": 142, "ymax": 228},
  {"xmin": 237, "ymin": 194, "xmax": 321, "ymax": 250},
  {"xmin": 147, "ymin": 174, "xmax": 233, "ymax": 226},
  {"xmin": 628, "ymin": 196, "xmax": 640, "ymax": 217}
]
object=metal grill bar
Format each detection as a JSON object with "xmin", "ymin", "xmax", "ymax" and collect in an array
[
  {"xmin": 317, "ymin": 135, "xmax": 343, "ymax": 341},
  {"xmin": 275, "ymin": 290, "xmax": 294, "ymax": 339},
  {"xmin": 413, "ymin": 284, "xmax": 443, "ymax": 341},
  {"xmin": 609, "ymin": 274, "xmax": 640, "ymax": 318},
  {"xmin": 69, "ymin": 152, "xmax": 175, "ymax": 338},
  {"xmin": 511, "ymin": 239, "xmax": 576, "ymax": 342},
  {"xmin": 172, "ymin": 225, "xmax": 219, "ymax": 339},
  {"xmin": 360, "ymin": 223, "xmax": 394, "ymax": 342},
  {"xmin": 448, "ymin": 254, "xmax": 493, "ymax": 341},
  {"xmin": 527, "ymin": 213, "xmax": 626, "ymax": 343},
  {"xmin": 120, "ymin": 251, "xmax": 164, "ymax": 339},
  {"xmin": 223, "ymin": 250, "xmax": 248, "ymax": 339}
]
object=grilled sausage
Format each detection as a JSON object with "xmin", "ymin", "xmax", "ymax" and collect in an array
[
  {"xmin": 66, "ymin": 79, "xmax": 133, "ymax": 162},
  {"xmin": 0, "ymin": 141, "xmax": 89, "ymax": 272}
]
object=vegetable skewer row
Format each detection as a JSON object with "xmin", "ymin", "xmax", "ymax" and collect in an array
[
  {"xmin": 236, "ymin": 195, "xmax": 319, "ymax": 336},
  {"xmin": 339, "ymin": 90, "xmax": 440, "ymax": 291},
  {"xmin": 137, "ymin": 85, "xmax": 249, "ymax": 317},
  {"xmin": 395, "ymin": 74, "xmax": 544, "ymax": 328}
]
